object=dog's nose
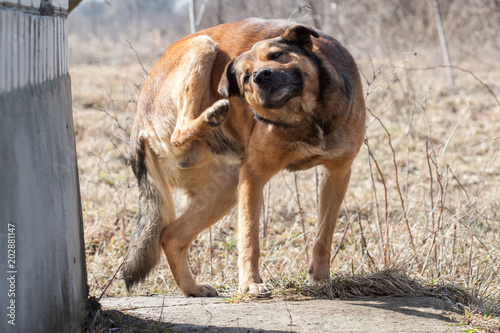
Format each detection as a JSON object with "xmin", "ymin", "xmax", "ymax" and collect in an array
[{"xmin": 253, "ymin": 68, "xmax": 272, "ymax": 85}]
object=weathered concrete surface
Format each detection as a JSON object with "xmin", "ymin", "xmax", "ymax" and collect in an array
[
  {"xmin": 0, "ymin": 76, "xmax": 87, "ymax": 332},
  {"xmin": 101, "ymin": 295, "xmax": 460, "ymax": 332}
]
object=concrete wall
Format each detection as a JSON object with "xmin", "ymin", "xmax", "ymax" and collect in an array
[{"xmin": 0, "ymin": 1, "xmax": 87, "ymax": 332}]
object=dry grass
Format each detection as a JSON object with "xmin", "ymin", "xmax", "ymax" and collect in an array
[{"xmin": 71, "ymin": 33, "xmax": 500, "ymax": 332}]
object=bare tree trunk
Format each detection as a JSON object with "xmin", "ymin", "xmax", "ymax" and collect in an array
[
  {"xmin": 215, "ymin": 0, "xmax": 224, "ymax": 25},
  {"xmin": 431, "ymin": 0, "xmax": 455, "ymax": 86},
  {"xmin": 189, "ymin": 0, "xmax": 196, "ymax": 34},
  {"xmin": 132, "ymin": 0, "xmax": 140, "ymax": 40},
  {"xmin": 195, "ymin": 0, "xmax": 208, "ymax": 27},
  {"xmin": 495, "ymin": 0, "xmax": 500, "ymax": 11},
  {"xmin": 90, "ymin": 0, "xmax": 96, "ymax": 36},
  {"xmin": 307, "ymin": 0, "xmax": 322, "ymax": 29}
]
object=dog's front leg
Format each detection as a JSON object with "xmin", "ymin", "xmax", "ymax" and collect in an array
[
  {"xmin": 308, "ymin": 162, "xmax": 352, "ymax": 283},
  {"xmin": 237, "ymin": 162, "xmax": 271, "ymax": 297},
  {"xmin": 236, "ymin": 126, "xmax": 296, "ymax": 297}
]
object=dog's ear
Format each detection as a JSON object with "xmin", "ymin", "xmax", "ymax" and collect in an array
[
  {"xmin": 218, "ymin": 59, "xmax": 240, "ymax": 98},
  {"xmin": 281, "ymin": 25, "xmax": 319, "ymax": 51}
]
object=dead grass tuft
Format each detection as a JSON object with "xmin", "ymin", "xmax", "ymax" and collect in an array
[
  {"xmin": 460, "ymin": 309, "xmax": 500, "ymax": 333},
  {"xmin": 266, "ymin": 269, "xmax": 495, "ymax": 308}
]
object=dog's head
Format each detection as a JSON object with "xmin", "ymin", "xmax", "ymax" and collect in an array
[{"xmin": 219, "ymin": 25, "xmax": 321, "ymax": 117}]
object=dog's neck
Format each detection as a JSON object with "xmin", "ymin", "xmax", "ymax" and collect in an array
[
  {"xmin": 251, "ymin": 108, "xmax": 328, "ymax": 146},
  {"xmin": 251, "ymin": 110, "xmax": 290, "ymax": 129}
]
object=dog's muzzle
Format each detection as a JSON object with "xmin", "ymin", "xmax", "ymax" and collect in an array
[
  {"xmin": 253, "ymin": 68, "xmax": 273, "ymax": 86},
  {"xmin": 252, "ymin": 68, "xmax": 303, "ymax": 109}
]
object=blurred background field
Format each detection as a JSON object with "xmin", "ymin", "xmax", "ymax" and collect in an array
[{"xmin": 69, "ymin": 0, "xmax": 499, "ymax": 327}]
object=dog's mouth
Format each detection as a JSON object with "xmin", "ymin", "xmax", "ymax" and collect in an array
[{"xmin": 252, "ymin": 69, "xmax": 303, "ymax": 109}]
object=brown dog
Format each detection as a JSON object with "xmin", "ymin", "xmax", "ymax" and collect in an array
[{"xmin": 122, "ymin": 18, "xmax": 365, "ymax": 297}]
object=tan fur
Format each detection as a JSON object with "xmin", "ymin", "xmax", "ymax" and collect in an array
[{"xmin": 124, "ymin": 19, "xmax": 366, "ymax": 297}]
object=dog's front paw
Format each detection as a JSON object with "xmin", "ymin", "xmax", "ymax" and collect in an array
[
  {"xmin": 240, "ymin": 282, "xmax": 271, "ymax": 298},
  {"xmin": 185, "ymin": 283, "xmax": 218, "ymax": 297},
  {"xmin": 204, "ymin": 99, "xmax": 229, "ymax": 128}
]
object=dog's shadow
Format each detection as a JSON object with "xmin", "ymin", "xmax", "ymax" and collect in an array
[
  {"xmin": 87, "ymin": 309, "xmax": 290, "ymax": 333},
  {"xmin": 341, "ymin": 295, "xmax": 458, "ymax": 323}
]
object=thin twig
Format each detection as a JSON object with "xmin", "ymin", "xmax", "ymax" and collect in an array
[
  {"xmin": 402, "ymin": 65, "xmax": 500, "ymax": 109},
  {"xmin": 352, "ymin": 195, "xmax": 376, "ymax": 270},
  {"xmin": 364, "ymin": 138, "xmax": 390, "ymax": 267},
  {"xmin": 209, "ymin": 227, "xmax": 213, "ymax": 276},
  {"xmin": 159, "ymin": 294, "xmax": 166, "ymax": 322},
  {"xmin": 420, "ymin": 141, "xmax": 436, "ymax": 275},
  {"xmin": 429, "ymin": 153, "xmax": 447, "ymax": 275},
  {"xmin": 331, "ymin": 220, "xmax": 350, "ymax": 264},
  {"xmin": 367, "ymin": 108, "xmax": 420, "ymax": 269},
  {"xmin": 315, "ymin": 167, "xmax": 320, "ymax": 225},
  {"xmin": 98, "ymin": 242, "xmax": 133, "ymax": 301},
  {"xmin": 426, "ymin": 140, "xmax": 436, "ymax": 236},
  {"xmin": 294, "ymin": 172, "xmax": 310, "ymax": 265},
  {"xmin": 125, "ymin": 39, "xmax": 149, "ymax": 77},
  {"xmin": 262, "ymin": 182, "xmax": 271, "ymax": 238}
]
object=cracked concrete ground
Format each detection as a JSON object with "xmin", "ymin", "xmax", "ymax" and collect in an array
[{"xmin": 100, "ymin": 295, "xmax": 460, "ymax": 332}]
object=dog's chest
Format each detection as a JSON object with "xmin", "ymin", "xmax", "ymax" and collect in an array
[{"xmin": 285, "ymin": 140, "xmax": 340, "ymax": 171}]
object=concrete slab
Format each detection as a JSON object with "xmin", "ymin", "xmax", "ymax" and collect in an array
[{"xmin": 101, "ymin": 295, "xmax": 460, "ymax": 332}]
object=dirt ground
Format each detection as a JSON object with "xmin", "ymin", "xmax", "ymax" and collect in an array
[{"xmin": 99, "ymin": 295, "xmax": 461, "ymax": 332}]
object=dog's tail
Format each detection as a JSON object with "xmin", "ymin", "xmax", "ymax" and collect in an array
[{"xmin": 122, "ymin": 137, "xmax": 175, "ymax": 290}]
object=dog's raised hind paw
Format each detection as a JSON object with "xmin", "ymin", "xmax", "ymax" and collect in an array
[{"xmin": 204, "ymin": 99, "xmax": 229, "ymax": 128}]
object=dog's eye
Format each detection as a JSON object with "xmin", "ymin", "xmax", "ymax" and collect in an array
[
  {"xmin": 269, "ymin": 52, "xmax": 283, "ymax": 60},
  {"xmin": 243, "ymin": 74, "xmax": 251, "ymax": 84}
]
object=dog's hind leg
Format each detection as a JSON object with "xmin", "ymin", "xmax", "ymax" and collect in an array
[
  {"xmin": 168, "ymin": 35, "xmax": 229, "ymax": 148},
  {"xmin": 170, "ymin": 98, "xmax": 230, "ymax": 148},
  {"xmin": 160, "ymin": 166, "xmax": 238, "ymax": 297},
  {"xmin": 308, "ymin": 162, "xmax": 352, "ymax": 283}
]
